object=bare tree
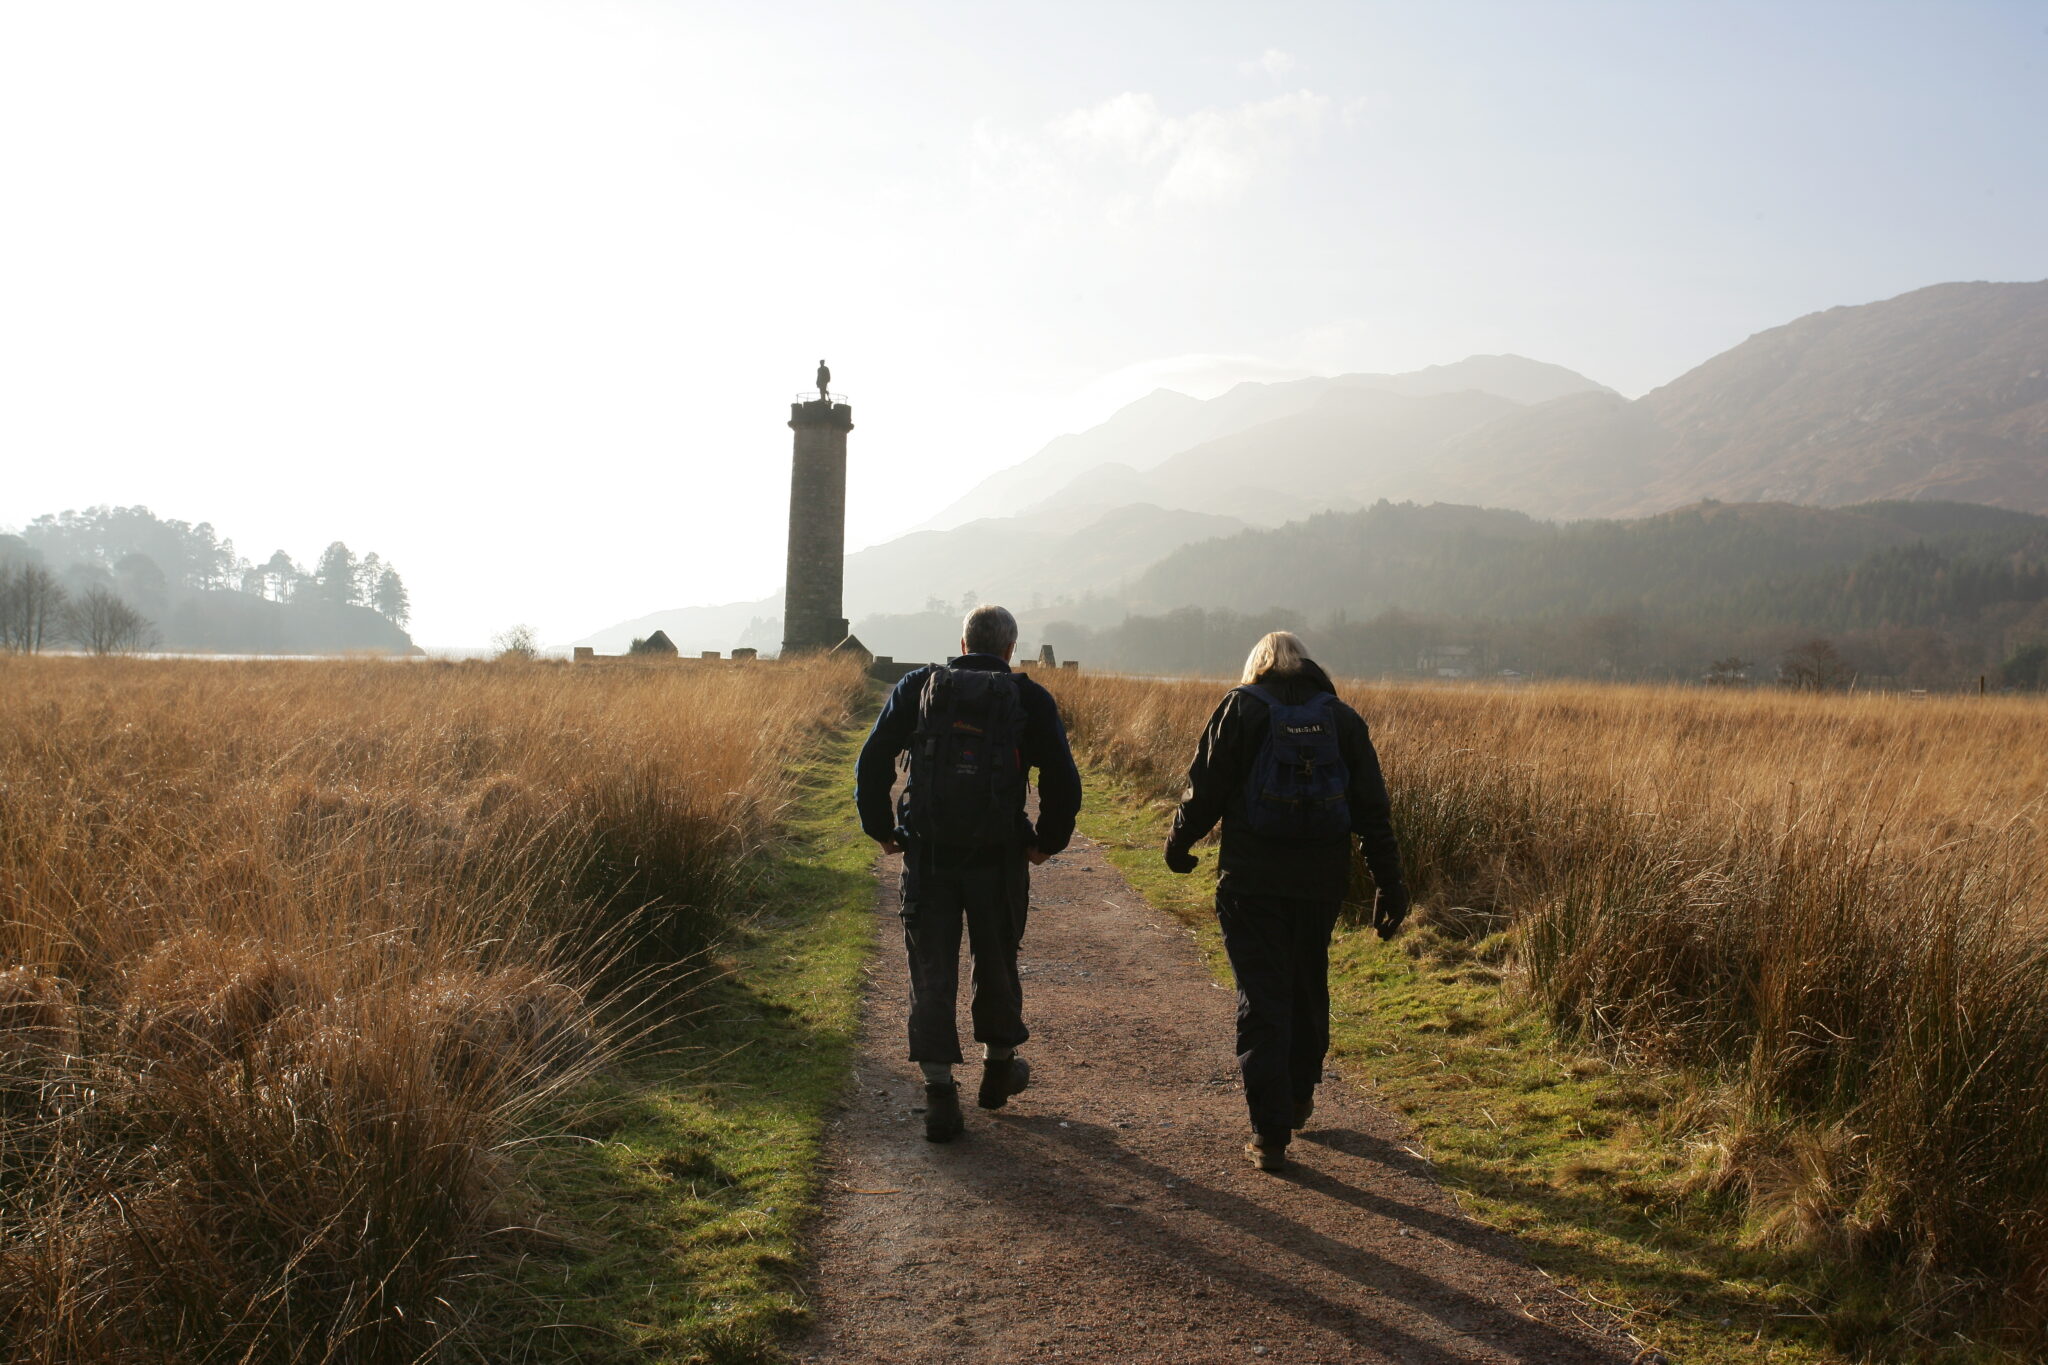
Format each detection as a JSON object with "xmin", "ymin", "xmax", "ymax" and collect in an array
[
  {"xmin": 64, "ymin": 587, "xmax": 157, "ymax": 655},
  {"xmin": 1778, "ymin": 638, "xmax": 1854, "ymax": 691},
  {"xmin": 492, "ymin": 624, "xmax": 539, "ymax": 661},
  {"xmin": 0, "ymin": 563, "xmax": 69, "ymax": 653}
]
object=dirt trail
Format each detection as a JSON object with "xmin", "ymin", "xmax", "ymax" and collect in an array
[{"xmin": 801, "ymin": 832, "xmax": 1638, "ymax": 1365}]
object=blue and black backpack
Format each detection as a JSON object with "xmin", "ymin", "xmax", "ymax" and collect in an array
[
  {"xmin": 901, "ymin": 666, "xmax": 1028, "ymax": 848},
  {"xmin": 1236, "ymin": 685, "xmax": 1351, "ymax": 840}
]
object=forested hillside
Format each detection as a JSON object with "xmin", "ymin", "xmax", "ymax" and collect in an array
[
  {"xmin": 1, "ymin": 506, "xmax": 415, "ymax": 654},
  {"xmin": 1043, "ymin": 500, "xmax": 2048, "ymax": 687}
]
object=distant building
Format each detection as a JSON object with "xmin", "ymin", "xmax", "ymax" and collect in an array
[{"xmin": 1417, "ymin": 643, "xmax": 1483, "ymax": 677}]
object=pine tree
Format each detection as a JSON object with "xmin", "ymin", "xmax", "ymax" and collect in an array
[{"xmin": 372, "ymin": 566, "xmax": 410, "ymax": 628}]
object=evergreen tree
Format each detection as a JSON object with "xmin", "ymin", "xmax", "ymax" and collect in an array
[
  {"xmin": 259, "ymin": 550, "xmax": 299, "ymax": 602},
  {"xmin": 372, "ymin": 566, "xmax": 410, "ymax": 627},
  {"xmin": 313, "ymin": 542, "xmax": 357, "ymax": 608}
]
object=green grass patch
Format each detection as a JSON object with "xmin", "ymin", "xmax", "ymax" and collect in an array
[
  {"xmin": 1077, "ymin": 770, "xmax": 1856, "ymax": 1365},
  {"xmin": 482, "ymin": 730, "xmax": 876, "ymax": 1364}
]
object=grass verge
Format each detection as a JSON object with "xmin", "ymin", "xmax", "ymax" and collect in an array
[
  {"xmin": 489, "ymin": 730, "xmax": 877, "ymax": 1364},
  {"xmin": 1077, "ymin": 770, "xmax": 1856, "ymax": 1365}
]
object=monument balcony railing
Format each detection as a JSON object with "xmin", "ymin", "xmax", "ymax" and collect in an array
[{"xmin": 792, "ymin": 389, "xmax": 853, "ymax": 406}]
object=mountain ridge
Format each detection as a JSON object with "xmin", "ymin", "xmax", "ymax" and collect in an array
[{"xmin": 579, "ymin": 281, "xmax": 2048, "ymax": 656}]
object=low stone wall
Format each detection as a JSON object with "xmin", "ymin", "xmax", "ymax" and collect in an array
[{"xmin": 571, "ymin": 645, "xmax": 914, "ymax": 684}]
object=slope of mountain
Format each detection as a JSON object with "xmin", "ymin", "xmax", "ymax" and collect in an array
[
  {"xmin": 573, "ymin": 502, "xmax": 1244, "ymax": 655},
  {"xmin": 1029, "ymin": 387, "xmax": 1527, "ymax": 525},
  {"xmin": 1125, "ymin": 497, "xmax": 2048, "ymax": 625},
  {"xmin": 915, "ymin": 355, "xmax": 1610, "ymax": 531},
  {"xmin": 579, "ymin": 281, "xmax": 2047, "ymax": 657},
  {"xmin": 1425, "ymin": 280, "xmax": 2048, "ymax": 518},
  {"xmin": 1632, "ymin": 280, "xmax": 2048, "ymax": 511}
]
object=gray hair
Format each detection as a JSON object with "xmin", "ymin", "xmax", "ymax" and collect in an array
[{"xmin": 961, "ymin": 603, "xmax": 1019, "ymax": 657}]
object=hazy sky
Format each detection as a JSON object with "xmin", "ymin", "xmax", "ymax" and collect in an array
[{"xmin": 4, "ymin": 1, "xmax": 2045, "ymax": 646}]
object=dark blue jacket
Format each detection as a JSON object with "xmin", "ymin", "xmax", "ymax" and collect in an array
[
  {"xmin": 1168, "ymin": 660, "xmax": 1406, "ymax": 904},
  {"xmin": 855, "ymin": 654, "xmax": 1083, "ymax": 858}
]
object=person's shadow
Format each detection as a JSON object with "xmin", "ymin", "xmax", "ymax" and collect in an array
[{"xmin": 932, "ymin": 1111, "xmax": 1633, "ymax": 1363}]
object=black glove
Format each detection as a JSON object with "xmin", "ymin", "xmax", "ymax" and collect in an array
[
  {"xmin": 1163, "ymin": 842, "xmax": 1199, "ymax": 875},
  {"xmin": 1372, "ymin": 886, "xmax": 1411, "ymax": 940}
]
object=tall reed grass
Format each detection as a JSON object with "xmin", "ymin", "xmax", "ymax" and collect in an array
[
  {"xmin": 0, "ymin": 654, "xmax": 865, "ymax": 1362},
  {"xmin": 1044, "ymin": 671, "xmax": 2048, "ymax": 1356}
]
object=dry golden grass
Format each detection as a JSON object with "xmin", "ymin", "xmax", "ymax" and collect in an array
[
  {"xmin": 0, "ymin": 654, "xmax": 866, "ymax": 1362},
  {"xmin": 1043, "ymin": 670, "xmax": 2048, "ymax": 1356}
]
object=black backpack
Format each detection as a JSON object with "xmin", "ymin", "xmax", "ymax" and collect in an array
[
  {"xmin": 1237, "ymin": 684, "xmax": 1351, "ymax": 840},
  {"xmin": 901, "ymin": 666, "xmax": 1028, "ymax": 848}
]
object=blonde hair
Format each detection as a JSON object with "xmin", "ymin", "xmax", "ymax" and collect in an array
[{"xmin": 1240, "ymin": 630, "xmax": 1311, "ymax": 685}]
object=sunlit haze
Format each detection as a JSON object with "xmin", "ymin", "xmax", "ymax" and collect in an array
[{"xmin": 4, "ymin": 0, "xmax": 2045, "ymax": 646}]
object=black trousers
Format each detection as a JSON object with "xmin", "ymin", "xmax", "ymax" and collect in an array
[
  {"xmin": 900, "ymin": 851, "xmax": 1030, "ymax": 1064},
  {"xmin": 1216, "ymin": 889, "xmax": 1342, "ymax": 1140}
]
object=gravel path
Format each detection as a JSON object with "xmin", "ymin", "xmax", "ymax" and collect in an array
[{"xmin": 800, "ymin": 832, "xmax": 1639, "ymax": 1365}]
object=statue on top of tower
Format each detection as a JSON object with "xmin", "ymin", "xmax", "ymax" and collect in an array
[{"xmin": 816, "ymin": 359, "xmax": 831, "ymax": 400}]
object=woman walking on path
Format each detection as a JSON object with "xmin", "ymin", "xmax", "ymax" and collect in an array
[{"xmin": 1163, "ymin": 631, "xmax": 1409, "ymax": 1172}]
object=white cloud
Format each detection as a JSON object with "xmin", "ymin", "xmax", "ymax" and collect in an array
[
  {"xmin": 980, "ymin": 87, "xmax": 1336, "ymax": 219},
  {"xmin": 1249, "ymin": 48, "xmax": 1295, "ymax": 78},
  {"xmin": 1052, "ymin": 90, "xmax": 1168, "ymax": 161}
]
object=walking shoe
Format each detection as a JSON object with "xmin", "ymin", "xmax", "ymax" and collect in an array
[
  {"xmin": 1292, "ymin": 1094, "xmax": 1315, "ymax": 1131},
  {"xmin": 977, "ymin": 1055, "xmax": 1031, "ymax": 1110},
  {"xmin": 1245, "ymin": 1130, "xmax": 1289, "ymax": 1173},
  {"xmin": 923, "ymin": 1083, "xmax": 964, "ymax": 1142}
]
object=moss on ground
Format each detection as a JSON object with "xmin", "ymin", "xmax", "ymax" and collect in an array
[
  {"xmin": 1077, "ymin": 770, "xmax": 1858, "ymax": 1365},
  {"xmin": 486, "ymin": 730, "xmax": 877, "ymax": 1364}
]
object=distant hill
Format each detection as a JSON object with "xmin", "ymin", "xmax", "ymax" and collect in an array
[
  {"xmin": 1632, "ymin": 280, "xmax": 2048, "ymax": 512},
  {"xmin": 575, "ymin": 281, "xmax": 2048, "ymax": 662},
  {"xmin": 1128, "ymin": 498, "xmax": 2048, "ymax": 623},
  {"xmin": 1046, "ymin": 498, "xmax": 2048, "ymax": 685},
  {"xmin": 1426, "ymin": 280, "xmax": 2048, "ymax": 519},
  {"xmin": 572, "ymin": 501, "xmax": 1244, "ymax": 656},
  {"xmin": 945, "ymin": 281, "xmax": 2048, "ymax": 530},
  {"xmin": 914, "ymin": 355, "xmax": 1610, "ymax": 532},
  {"xmin": 1026, "ymin": 387, "xmax": 1527, "ymax": 525},
  {"xmin": 4, "ymin": 506, "xmax": 415, "ymax": 654}
]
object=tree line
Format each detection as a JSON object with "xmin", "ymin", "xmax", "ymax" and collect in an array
[
  {"xmin": 1034, "ymin": 498, "xmax": 2048, "ymax": 689},
  {"xmin": 1, "ymin": 506, "xmax": 413, "ymax": 654}
]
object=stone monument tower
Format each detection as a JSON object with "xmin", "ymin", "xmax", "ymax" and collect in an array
[{"xmin": 781, "ymin": 363, "xmax": 855, "ymax": 656}]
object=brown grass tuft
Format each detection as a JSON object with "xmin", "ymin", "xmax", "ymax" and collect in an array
[
  {"xmin": 1043, "ymin": 669, "xmax": 2048, "ymax": 1354},
  {"xmin": 0, "ymin": 653, "xmax": 865, "ymax": 1361}
]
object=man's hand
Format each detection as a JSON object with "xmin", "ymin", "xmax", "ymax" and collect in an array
[
  {"xmin": 1025, "ymin": 845, "xmax": 1049, "ymax": 866},
  {"xmin": 876, "ymin": 838, "xmax": 903, "ymax": 856},
  {"xmin": 1163, "ymin": 842, "xmax": 1199, "ymax": 875},
  {"xmin": 1372, "ymin": 887, "xmax": 1411, "ymax": 941}
]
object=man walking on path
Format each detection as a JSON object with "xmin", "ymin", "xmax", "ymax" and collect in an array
[
  {"xmin": 856, "ymin": 604, "xmax": 1083, "ymax": 1142},
  {"xmin": 1164, "ymin": 630, "xmax": 1409, "ymax": 1172}
]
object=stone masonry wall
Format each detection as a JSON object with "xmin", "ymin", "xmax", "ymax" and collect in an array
[{"xmin": 782, "ymin": 399, "xmax": 853, "ymax": 655}]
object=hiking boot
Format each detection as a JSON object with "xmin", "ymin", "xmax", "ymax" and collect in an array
[
  {"xmin": 923, "ymin": 1083, "xmax": 964, "ymax": 1142},
  {"xmin": 1292, "ymin": 1094, "xmax": 1315, "ymax": 1131},
  {"xmin": 1245, "ymin": 1130, "xmax": 1289, "ymax": 1173},
  {"xmin": 977, "ymin": 1055, "xmax": 1031, "ymax": 1110}
]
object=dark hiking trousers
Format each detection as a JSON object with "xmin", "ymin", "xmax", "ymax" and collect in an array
[
  {"xmin": 901, "ymin": 850, "xmax": 1030, "ymax": 1063},
  {"xmin": 1216, "ymin": 889, "xmax": 1343, "ymax": 1140}
]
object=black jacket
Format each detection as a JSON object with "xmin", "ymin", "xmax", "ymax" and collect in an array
[
  {"xmin": 855, "ymin": 654, "xmax": 1083, "ymax": 859},
  {"xmin": 1168, "ymin": 661, "xmax": 1406, "ymax": 904}
]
